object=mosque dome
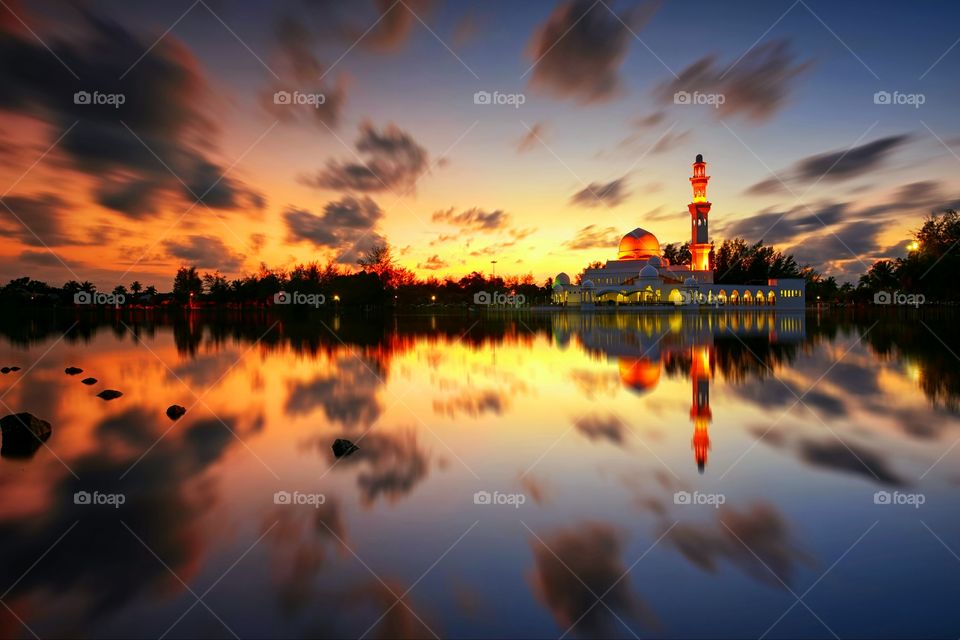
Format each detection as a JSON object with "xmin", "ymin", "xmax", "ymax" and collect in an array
[
  {"xmin": 554, "ymin": 272, "xmax": 571, "ymax": 288},
  {"xmin": 618, "ymin": 358, "xmax": 661, "ymax": 394},
  {"xmin": 618, "ymin": 228, "xmax": 660, "ymax": 261},
  {"xmin": 582, "ymin": 279, "xmax": 595, "ymax": 288},
  {"xmin": 639, "ymin": 265, "xmax": 660, "ymax": 279},
  {"xmin": 683, "ymin": 276, "xmax": 697, "ymax": 285}
]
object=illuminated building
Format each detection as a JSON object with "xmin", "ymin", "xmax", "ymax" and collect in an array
[{"xmin": 552, "ymin": 154, "xmax": 806, "ymax": 308}]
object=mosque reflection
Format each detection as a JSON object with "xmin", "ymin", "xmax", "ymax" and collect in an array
[{"xmin": 553, "ymin": 311, "xmax": 806, "ymax": 472}]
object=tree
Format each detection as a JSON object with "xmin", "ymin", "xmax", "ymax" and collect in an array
[
  {"xmin": 662, "ymin": 242, "xmax": 691, "ymax": 266},
  {"xmin": 713, "ymin": 238, "xmax": 803, "ymax": 284},
  {"xmin": 130, "ymin": 280, "xmax": 142, "ymax": 295},
  {"xmin": 172, "ymin": 266, "xmax": 202, "ymax": 300}
]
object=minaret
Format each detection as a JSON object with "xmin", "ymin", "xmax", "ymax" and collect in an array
[
  {"xmin": 688, "ymin": 154, "xmax": 711, "ymax": 274},
  {"xmin": 690, "ymin": 345, "xmax": 712, "ymax": 473}
]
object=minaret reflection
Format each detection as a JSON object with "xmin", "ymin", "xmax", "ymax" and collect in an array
[
  {"xmin": 559, "ymin": 311, "xmax": 806, "ymax": 473},
  {"xmin": 690, "ymin": 345, "xmax": 712, "ymax": 473}
]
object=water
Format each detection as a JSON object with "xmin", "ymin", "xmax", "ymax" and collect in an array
[{"xmin": 0, "ymin": 309, "xmax": 957, "ymax": 639}]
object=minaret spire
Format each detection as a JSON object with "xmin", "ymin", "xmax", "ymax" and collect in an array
[{"xmin": 688, "ymin": 154, "xmax": 711, "ymax": 273}]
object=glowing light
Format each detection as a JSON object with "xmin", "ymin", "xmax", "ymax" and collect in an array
[{"xmin": 907, "ymin": 241, "xmax": 919, "ymax": 252}]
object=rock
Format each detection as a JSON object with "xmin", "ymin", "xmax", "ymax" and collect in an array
[
  {"xmin": 0, "ymin": 413, "xmax": 52, "ymax": 459},
  {"xmin": 65, "ymin": 367, "xmax": 83, "ymax": 375},
  {"xmin": 97, "ymin": 390, "xmax": 123, "ymax": 400},
  {"xmin": 10, "ymin": 367, "xmax": 20, "ymax": 371},
  {"xmin": 81, "ymin": 377, "xmax": 97, "ymax": 385},
  {"xmin": 166, "ymin": 405, "xmax": 187, "ymax": 420},
  {"xmin": 332, "ymin": 438, "xmax": 359, "ymax": 458},
  {"xmin": 0, "ymin": 368, "xmax": 9, "ymax": 374}
]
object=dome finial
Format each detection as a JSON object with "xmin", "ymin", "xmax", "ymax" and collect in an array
[{"xmin": 695, "ymin": 153, "xmax": 703, "ymax": 163}]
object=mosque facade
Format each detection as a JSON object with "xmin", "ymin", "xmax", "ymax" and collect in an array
[{"xmin": 552, "ymin": 155, "xmax": 806, "ymax": 309}]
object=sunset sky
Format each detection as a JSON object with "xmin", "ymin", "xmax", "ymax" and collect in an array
[{"xmin": 2, "ymin": 0, "xmax": 960, "ymax": 288}]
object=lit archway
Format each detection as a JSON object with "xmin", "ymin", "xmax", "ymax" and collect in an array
[
  {"xmin": 743, "ymin": 290, "xmax": 753, "ymax": 305},
  {"xmin": 730, "ymin": 290, "xmax": 739, "ymax": 305}
]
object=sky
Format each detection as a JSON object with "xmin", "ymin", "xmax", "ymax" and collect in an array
[{"xmin": 2, "ymin": 0, "xmax": 960, "ymax": 288}]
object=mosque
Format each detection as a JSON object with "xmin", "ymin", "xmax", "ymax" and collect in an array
[{"xmin": 552, "ymin": 154, "xmax": 806, "ymax": 308}]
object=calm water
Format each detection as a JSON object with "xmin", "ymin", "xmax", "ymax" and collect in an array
[{"xmin": 0, "ymin": 309, "xmax": 958, "ymax": 639}]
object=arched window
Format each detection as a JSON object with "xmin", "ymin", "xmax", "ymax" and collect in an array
[
  {"xmin": 730, "ymin": 290, "xmax": 739, "ymax": 305},
  {"xmin": 743, "ymin": 290, "xmax": 753, "ymax": 304}
]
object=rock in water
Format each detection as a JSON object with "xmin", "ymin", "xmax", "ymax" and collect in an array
[
  {"xmin": 0, "ymin": 413, "xmax": 52, "ymax": 459},
  {"xmin": 97, "ymin": 390, "xmax": 123, "ymax": 400},
  {"xmin": 65, "ymin": 367, "xmax": 83, "ymax": 375},
  {"xmin": 166, "ymin": 405, "xmax": 187, "ymax": 420},
  {"xmin": 81, "ymin": 377, "xmax": 97, "ymax": 385},
  {"xmin": 332, "ymin": 438, "xmax": 359, "ymax": 458}
]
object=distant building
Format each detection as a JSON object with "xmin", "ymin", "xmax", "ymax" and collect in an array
[{"xmin": 553, "ymin": 154, "xmax": 805, "ymax": 308}]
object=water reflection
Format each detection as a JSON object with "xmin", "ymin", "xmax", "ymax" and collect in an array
[{"xmin": 0, "ymin": 309, "xmax": 957, "ymax": 638}]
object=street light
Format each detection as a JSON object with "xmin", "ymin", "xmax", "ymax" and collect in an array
[{"xmin": 431, "ymin": 294, "xmax": 436, "ymax": 302}]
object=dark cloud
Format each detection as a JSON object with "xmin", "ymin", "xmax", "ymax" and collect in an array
[
  {"xmin": 526, "ymin": 0, "xmax": 658, "ymax": 104},
  {"xmin": 417, "ymin": 254, "xmax": 448, "ymax": 270},
  {"xmin": 285, "ymin": 356, "xmax": 383, "ymax": 428},
  {"xmin": 163, "ymin": 235, "xmax": 246, "ymax": 271},
  {"xmin": 0, "ymin": 9, "xmax": 262, "ymax": 220},
  {"xmin": 431, "ymin": 207, "xmax": 510, "ymax": 231},
  {"xmin": 574, "ymin": 413, "xmax": 627, "ymax": 445},
  {"xmin": 261, "ymin": 16, "xmax": 348, "ymax": 129},
  {"xmin": 529, "ymin": 522, "xmax": 658, "ymax": 636},
  {"xmin": 651, "ymin": 129, "xmax": 691, "ymax": 154},
  {"xmin": 350, "ymin": 0, "xmax": 434, "ymax": 53},
  {"xmin": 92, "ymin": 178, "xmax": 163, "ymax": 218},
  {"xmin": 563, "ymin": 224, "xmax": 620, "ymax": 250},
  {"xmin": 794, "ymin": 135, "xmax": 911, "ymax": 182},
  {"xmin": 721, "ymin": 203, "xmax": 848, "ymax": 246},
  {"xmin": 797, "ymin": 438, "xmax": 905, "ymax": 486},
  {"xmin": 0, "ymin": 193, "xmax": 73, "ymax": 246},
  {"xmin": 786, "ymin": 220, "xmax": 885, "ymax": 268},
  {"xmin": 663, "ymin": 504, "xmax": 813, "ymax": 589},
  {"xmin": 655, "ymin": 40, "xmax": 811, "ymax": 122},
  {"xmin": 570, "ymin": 177, "xmax": 630, "ymax": 208},
  {"xmin": 432, "ymin": 389, "xmax": 508, "ymax": 418},
  {"xmin": 303, "ymin": 121, "xmax": 429, "ymax": 193},
  {"xmin": 517, "ymin": 122, "xmax": 548, "ymax": 153},
  {"xmin": 331, "ymin": 429, "xmax": 432, "ymax": 506},
  {"xmin": 745, "ymin": 135, "xmax": 911, "ymax": 194},
  {"xmin": 283, "ymin": 195, "xmax": 384, "ymax": 260}
]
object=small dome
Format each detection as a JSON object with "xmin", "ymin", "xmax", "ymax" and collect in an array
[
  {"xmin": 582, "ymin": 279, "xmax": 595, "ymax": 288},
  {"xmin": 618, "ymin": 228, "xmax": 660, "ymax": 261},
  {"xmin": 639, "ymin": 265, "xmax": 659, "ymax": 278},
  {"xmin": 647, "ymin": 256, "xmax": 662, "ymax": 267},
  {"xmin": 555, "ymin": 272, "xmax": 571, "ymax": 286},
  {"xmin": 684, "ymin": 276, "xmax": 697, "ymax": 285}
]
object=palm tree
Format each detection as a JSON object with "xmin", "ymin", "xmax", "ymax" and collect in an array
[{"xmin": 130, "ymin": 280, "xmax": 142, "ymax": 295}]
